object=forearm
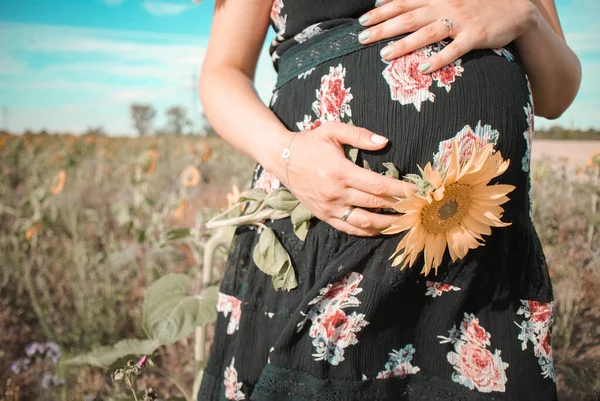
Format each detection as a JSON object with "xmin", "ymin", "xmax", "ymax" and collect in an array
[
  {"xmin": 514, "ymin": 3, "xmax": 581, "ymax": 119},
  {"xmin": 199, "ymin": 66, "xmax": 292, "ymax": 178}
]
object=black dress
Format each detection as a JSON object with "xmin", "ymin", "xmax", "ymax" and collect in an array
[{"xmin": 198, "ymin": 0, "xmax": 558, "ymax": 400}]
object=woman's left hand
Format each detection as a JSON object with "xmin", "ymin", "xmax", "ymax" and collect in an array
[{"xmin": 357, "ymin": 0, "xmax": 538, "ymax": 74}]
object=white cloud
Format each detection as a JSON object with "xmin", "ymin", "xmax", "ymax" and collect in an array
[
  {"xmin": 0, "ymin": 22, "xmax": 278, "ymax": 135},
  {"xmin": 143, "ymin": 1, "xmax": 194, "ymax": 16}
]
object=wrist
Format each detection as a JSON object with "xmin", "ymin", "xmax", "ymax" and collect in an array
[
  {"xmin": 249, "ymin": 125, "xmax": 295, "ymax": 178},
  {"xmin": 516, "ymin": 1, "xmax": 543, "ymax": 39}
]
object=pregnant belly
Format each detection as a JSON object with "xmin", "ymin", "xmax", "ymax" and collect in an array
[{"xmin": 269, "ymin": 31, "xmax": 534, "ymax": 223}]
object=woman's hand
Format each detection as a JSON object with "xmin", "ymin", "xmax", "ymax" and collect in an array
[
  {"xmin": 356, "ymin": 0, "xmax": 538, "ymax": 74},
  {"xmin": 272, "ymin": 121, "xmax": 416, "ymax": 237}
]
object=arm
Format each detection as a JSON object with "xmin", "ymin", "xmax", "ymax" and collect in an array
[
  {"xmin": 356, "ymin": 0, "xmax": 582, "ymax": 119},
  {"xmin": 198, "ymin": 0, "xmax": 291, "ymax": 175},
  {"xmin": 513, "ymin": 0, "xmax": 582, "ymax": 119},
  {"xmin": 199, "ymin": 0, "xmax": 415, "ymax": 236}
]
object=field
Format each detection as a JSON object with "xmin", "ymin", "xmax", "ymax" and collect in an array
[{"xmin": 0, "ymin": 131, "xmax": 599, "ymax": 401}]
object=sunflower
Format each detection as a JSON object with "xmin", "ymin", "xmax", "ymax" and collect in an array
[
  {"xmin": 180, "ymin": 165, "xmax": 201, "ymax": 187},
  {"xmin": 381, "ymin": 139, "xmax": 515, "ymax": 276},
  {"xmin": 50, "ymin": 170, "xmax": 66, "ymax": 195}
]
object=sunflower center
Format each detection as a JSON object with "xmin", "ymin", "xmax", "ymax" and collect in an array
[
  {"xmin": 421, "ymin": 184, "xmax": 472, "ymax": 234},
  {"xmin": 438, "ymin": 200, "xmax": 458, "ymax": 219}
]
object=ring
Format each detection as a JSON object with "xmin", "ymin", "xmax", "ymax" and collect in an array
[
  {"xmin": 438, "ymin": 17, "xmax": 453, "ymax": 36},
  {"xmin": 341, "ymin": 206, "xmax": 355, "ymax": 222}
]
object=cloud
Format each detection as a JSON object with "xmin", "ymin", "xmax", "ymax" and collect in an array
[
  {"xmin": 142, "ymin": 1, "xmax": 194, "ymax": 16},
  {"xmin": 0, "ymin": 21, "xmax": 278, "ymax": 135}
]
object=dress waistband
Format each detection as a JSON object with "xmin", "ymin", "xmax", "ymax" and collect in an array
[{"xmin": 275, "ymin": 19, "xmax": 408, "ymax": 90}]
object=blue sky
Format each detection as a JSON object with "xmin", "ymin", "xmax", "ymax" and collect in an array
[{"xmin": 0, "ymin": 0, "xmax": 598, "ymax": 135}]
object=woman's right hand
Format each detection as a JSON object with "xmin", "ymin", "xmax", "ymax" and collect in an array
[{"xmin": 271, "ymin": 121, "xmax": 416, "ymax": 237}]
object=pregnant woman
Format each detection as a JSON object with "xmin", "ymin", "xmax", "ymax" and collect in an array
[{"xmin": 198, "ymin": 0, "xmax": 581, "ymax": 399}]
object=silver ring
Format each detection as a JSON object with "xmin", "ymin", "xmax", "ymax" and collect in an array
[
  {"xmin": 438, "ymin": 17, "xmax": 453, "ymax": 36},
  {"xmin": 341, "ymin": 206, "xmax": 355, "ymax": 222}
]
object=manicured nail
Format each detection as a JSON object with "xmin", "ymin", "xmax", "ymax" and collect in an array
[
  {"xmin": 371, "ymin": 134, "xmax": 388, "ymax": 144},
  {"xmin": 418, "ymin": 62, "xmax": 431, "ymax": 73},
  {"xmin": 380, "ymin": 46, "xmax": 392, "ymax": 58},
  {"xmin": 358, "ymin": 30, "xmax": 370, "ymax": 42},
  {"xmin": 358, "ymin": 14, "xmax": 370, "ymax": 25}
]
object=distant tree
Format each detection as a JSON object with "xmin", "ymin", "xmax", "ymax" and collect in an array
[
  {"xmin": 200, "ymin": 113, "xmax": 218, "ymax": 137},
  {"xmin": 130, "ymin": 104, "xmax": 156, "ymax": 136},
  {"xmin": 84, "ymin": 126, "xmax": 106, "ymax": 136},
  {"xmin": 165, "ymin": 106, "xmax": 190, "ymax": 135}
]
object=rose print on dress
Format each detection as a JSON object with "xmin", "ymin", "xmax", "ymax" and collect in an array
[
  {"xmin": 522, "ymin": 78, "xmax": 535, "ymax": 173},
  {"xmin": 297, "ymin": 63, "xmax": 353, "ymax": 131},
  {"xmin": 217, "ymin": 292, "xmax": 242, "ymax": 335},
  {"xmin": 492, "ymin": 47, "xmax": 515, "ymax": 61},
  {"xmin": 224, "ymin": 357, "xmax": 245, "ymax": 400},
  {"xmin": 438, "ymin": 313, "xmax": 509, "ymax": 393},
  {"xmin": 312, "ymin": 63, "xmax": 353, "ymax": 122},
  {"xmin": 433, "ymin": 121, "xmax": 500, "ymax": 171},
  {"xmin": 515, "ymin": 300, "xmax": 555, "ymax": 381},
  {"xmin": 381, "ymin": 42, "xmax": 464, "ymax": 111},
  {"xmin": 375, "ymin": 344, "xmax": 421, "ymax": 379},
  {"xmin": 297, "ymin": 272, "xmax": 369, "ymax": 366},
  {"xmin": 270, "ymin": 0, "xmax": 287, "ymax": 41},
  {"xmin": 425, "ymin": 281, "xmax": 461, "ymax": 298},
  {"xmin": 253, "ymin": 168, "xmax": 281, "ymax": 194},
  {"xmin": 294, "ymin": 23, "xmax": 325, "ymax": 43}
]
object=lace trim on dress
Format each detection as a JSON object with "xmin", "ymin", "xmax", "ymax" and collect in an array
[
  {"xmin": 249, "ymin": 364, "xmax": 502, "ymax": 401},
  {"xmin": 275, "ymin": 19, "xmax": 404, "ymax": 90}
]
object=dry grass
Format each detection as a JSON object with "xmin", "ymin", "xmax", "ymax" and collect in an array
[{"xmin": 0, "ymin": 131, "xmax": 598, "ymax": 400}]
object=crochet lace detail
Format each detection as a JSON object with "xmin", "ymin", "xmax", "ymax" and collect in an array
[{"xmin": 275, "ymin": 20, "xmax": 394, "ymax": 90}]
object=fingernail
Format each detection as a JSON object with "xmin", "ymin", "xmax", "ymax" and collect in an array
[
  {"xmin": 418, "ymin": 62, "xmax": 430, "ymax": 73},
  {"xmin": 380, "ymin": 46, "xmax": 392, "ymax": 58},
  {"xmin": 358, "ymin": 30, "xmax": 370, "ymax": 42},
  {"xmin": 358, "ymin": 14, "xmax": 370, "ymax": 25},
  {"xmin": 371, "ymin": 134, "xmax": 388, "ymax": 144}
]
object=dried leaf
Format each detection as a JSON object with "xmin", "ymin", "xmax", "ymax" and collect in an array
[
  {"xmin": 252, "ymin": 227, "xmax": 298, "ymax": 291},
  {"xmin": 272, "ymin": 261, "xmax": 298, "ymax": 291},
  {"xmin": 239, "ymin": 188, "xmax": 267, "ymax": 202},
  {"xmin": 344, "ymin": 145, "xmax": 359, "ymax": 163},
  {"xmin": 291, "ymin": 203, "xmax": 313, "ymax": 241},
  {"xmin": 382, "ymin": 162, "xmax": 399, "ymax": 179},
  {"xmin": 265, "ymin": 188, "xmax": 300, "ymax": 213}
]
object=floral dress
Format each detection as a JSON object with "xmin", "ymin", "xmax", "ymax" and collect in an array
[{"xmin": 198, "ymin": 1, "xmax": 557, "ymax": 400}]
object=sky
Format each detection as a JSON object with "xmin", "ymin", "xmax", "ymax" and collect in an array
[{"xmin": 0, "ymin": 0, "xmax": 598, "ymax": 135}]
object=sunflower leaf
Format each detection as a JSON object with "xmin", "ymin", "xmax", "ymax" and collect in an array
[
  {"xmin": 239, "ymin": 188, "xmax": 268, "ymax": 203},
  {"xmin": 291, "ymin": 203, "xmax": 313, "ymax": 241},
  {"xmin": 344, "ymin": 145, "xmax": 359, "ymax": 163},
  {"xmin": 272, "ymin": 259, "xmax": 298, "ymax": 291},
  {"xmin": 382, "ymin": 162, "xmax": 399, "ymax": 179},
  {"xmin": 265, "ymin": 188, "xmax": 300, "ymax": 213},
  {"xmin": 252, "ymin": 227, "xmax": 298, "ymax": 291},
  {"xmin": 253, "ymin": 227, "xmax": 288, "ymax": 276}
]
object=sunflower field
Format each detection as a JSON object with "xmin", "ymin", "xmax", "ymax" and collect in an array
[{"xmin": 0, "ymin": 131, "xmax": 599, "ymax": 401}]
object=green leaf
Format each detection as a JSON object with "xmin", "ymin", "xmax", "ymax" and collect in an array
[
  {"xmin": 161, "ymin": 228, "xmax": 191, "ymax": 242},
  {"xmin": 64, "ymin": 339, "xmax": 160, "ymax": 368},
  {"xmin": 252, "ymin": 227, "xmax": 287, "ymax": 276},
  {"xmin": 252, "ymin": 228, "xmax": 298, "ymax": 291},
  {"xmin": 382, "ymin": 162, "xmax": 399, "ymax": 179},
  {"xmin": 344, "ymin": 145, "xmax": 359, "ymax": 163},
  {"xmin": 239, "ymin": 188, "xmax": 267, "ymax": 202},
  {"xmin": 264, "ymin": 188, "xmax": 300, "ymax": 212},
  {"xmin": 272, "ymin": 261, "xmax": 298, "ymax": 291},
  {"xmin": 142, "ymin": 274, "xmax": 219, "ymax": 343},
  {"xmin": 291, "ymin": 203, "xmax": 313, "ymax": 241}
]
